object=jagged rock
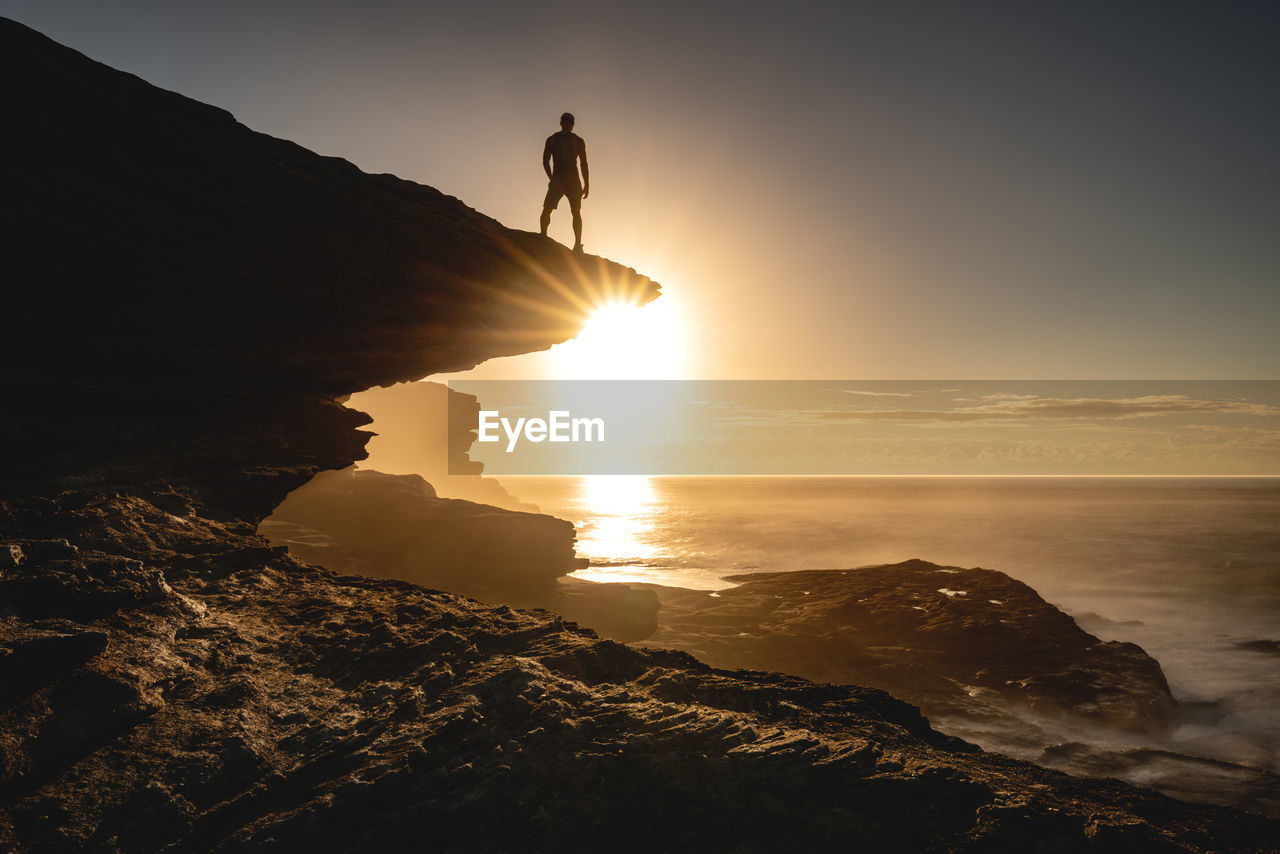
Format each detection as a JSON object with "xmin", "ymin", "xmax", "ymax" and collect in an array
[
  {"xmin": 0, "ymin": 541, "xmax": 177, "ymax": 620},
  {"xmin": 0, "ymin": 621, "xmax": 110, "ymax": 709},
  {"xmin": 642, "ymin": 561, "xmax": 1280, "ymax": 817},
  {"xmin": 1, "ymin": 546, "xmax": 24, "ymax": 570},
  {"xmin": 646, "ymin": 560, "xmax": 1179, "ymax": 737}
]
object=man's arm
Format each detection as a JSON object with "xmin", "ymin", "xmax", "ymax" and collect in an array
[
  {"xmin": 543, "ymin": 136, "xmax": 554, "ymax": 180},
  {"xmin": 579, "ymin": 138, "xmax": 589, "ymax": 199}
]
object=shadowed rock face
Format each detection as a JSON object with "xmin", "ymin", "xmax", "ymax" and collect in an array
[
  {"xmin": 263, "ymin": 468, "xmax": 585, "ymax": 593},
  {"xmin": 343, "ymin": 382, "xmax": 537, "ymax": 512},
  {"xmin": 0, "ymin": 16, "xmax": 657, "ymax": 517},
  {"xmin": 2, "ymin": 17, "xmax": 1278, "ymax": 851}
]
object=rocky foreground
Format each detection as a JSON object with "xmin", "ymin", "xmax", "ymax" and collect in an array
[
  {"xmin": 5, "ymin": 496, "xmax": 1280, "ymax": 852},
  {"xmin": 644, "ymin": 563, "xmax": 1280, "ymax": 817},
  {"xmin": 259, "ymin": 466, "xmax": 1280, "ymax": 818},
  {"xmin": 2, "ymin": 16, "xmax": 1279, "ymax": 852}
]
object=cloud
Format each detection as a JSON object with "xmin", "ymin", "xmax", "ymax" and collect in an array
[
  {"xmin": 786, "ymin": 435, "xmax": 1200, "ymax": 469},
  {"xmin": 977, "ymin": 395, "xmax": 1279, "ymax": 418},
  {"xmin": 817, "ymin": 394, "xmax": 1280, "ymax": 423},
  {"xmin": 840, "ymin": 389, "xmax": 914, "ymax": 398},
  {"xmin": 698, "ymin": 394, "xmax": 1280, "ymax": 429}
]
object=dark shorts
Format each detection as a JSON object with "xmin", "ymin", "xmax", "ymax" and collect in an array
[{"xmin": 543, "ymin": 174, "xmax": 582, "ymax": 212}]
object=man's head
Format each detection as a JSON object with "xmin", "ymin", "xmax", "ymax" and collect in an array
[{"xmin": 560, "ymin": 112, "xmax": 575, "ymax": 130}]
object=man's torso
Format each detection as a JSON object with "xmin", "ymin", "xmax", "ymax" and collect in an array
[{"xmin": 547, "ymin": 131, "xmax": 583, "ymax": 179}]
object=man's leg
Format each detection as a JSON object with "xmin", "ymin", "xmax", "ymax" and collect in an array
[
  {"xmin": 541, "ymin": 180, "xmax": 562, "ymax": 237},
  {"xmin": 569, "ymin": 198, "xmax": 583, "ymax": 251}
]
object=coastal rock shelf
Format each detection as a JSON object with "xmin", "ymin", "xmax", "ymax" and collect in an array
[
  {"xmin": 646, "ymin": 560, "xmax": 1179, "ymax": 737},
  {"xmin": 2, "ymin": 16, "xmax": 1278, "ymax": 851},
  {"xmin": 642, "ymin": 561, "xmax": 1280, "ymax": 816},
  {"xmin": 3, "ymin": 496, "xmax": 1278, "ymax": 851},
  {"xmin": 261, "ymin": 468, "xmax": 662, "ymax": 643},
  {"xmin": 263, "ymin": 468, "xmax": 587, "ymax": 594}
]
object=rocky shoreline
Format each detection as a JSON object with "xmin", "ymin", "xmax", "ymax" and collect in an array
[
  {"xmin": 258, "ymin": 467, "xmax": 1280, "ymax": 818},
  {"xmin": 641, "ymin": 563, "xmax": 1280, "ymax": 818},
  {"xmin": 6, "ymin": 492, "xmax": 1280, "ymax": 851}
]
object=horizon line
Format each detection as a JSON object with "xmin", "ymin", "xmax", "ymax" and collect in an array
[{"xmin": 491, "ymin": 473, "xmax": 1280, "ymax": 479}]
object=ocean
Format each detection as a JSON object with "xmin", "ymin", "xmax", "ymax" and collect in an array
[{"xmin": 494, "ymin": 475, "xmax": 1280, "ymax": 779}]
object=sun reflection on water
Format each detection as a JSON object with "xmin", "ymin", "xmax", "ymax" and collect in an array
[{"xmin": 569, "ymin": 476, "xmax": 661, "ymax": 583}]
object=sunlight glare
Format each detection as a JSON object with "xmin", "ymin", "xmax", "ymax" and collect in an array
[
  {"xmin": 568, "ymin": 476, "xmax": 660, "ymax": 583},
  {"xmin": 551, "ymin": 297, "xmax": 686, "ymax": 379}
]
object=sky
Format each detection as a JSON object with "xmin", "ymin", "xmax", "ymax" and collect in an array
[{"xmin": 5, "ymin": 1, "xmax": 1279, "ymax": 382}]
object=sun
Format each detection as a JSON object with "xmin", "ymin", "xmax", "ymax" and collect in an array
[{"xmin": 550, "ymin": 297, "xmax": 686, "ymax": 379}]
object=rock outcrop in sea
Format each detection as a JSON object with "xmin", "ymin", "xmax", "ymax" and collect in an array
[
  {"xmin": 641, "ymin": 561, "xmax": 1280, "ymax": 817},
  {"xmin": 2, "ymin": 17, "xmax": 1277, "ymax": 851},
  {"xmin": 647, "ymin": 560, "xmax": 1178, "ymax": 736}
]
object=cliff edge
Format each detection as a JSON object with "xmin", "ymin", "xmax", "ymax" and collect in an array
[{"xmin": 1, "ymin": 15, "xmax": 657, "ymax": 520}]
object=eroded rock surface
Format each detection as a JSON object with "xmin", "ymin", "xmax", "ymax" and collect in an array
[
  {"xmin": 4, "ymin": 496, "xmax": 1279, "ymax": 852},
  {"xmin": 643, "ymin": 561, "xmax": 1280, "ymax": 816}
]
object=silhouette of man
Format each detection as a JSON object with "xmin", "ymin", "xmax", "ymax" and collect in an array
[{"xmin": 540, "ymin": 112, "xmax": 589, "ymax": 252}]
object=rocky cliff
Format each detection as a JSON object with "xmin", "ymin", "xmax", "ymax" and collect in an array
[
  {"xmin": 1, "ymin": 15, "xmax": 657, "ymax": 522},
  {"xmin": 2, "ymin": 17, "xmax": 1278, "ymax": 852}
]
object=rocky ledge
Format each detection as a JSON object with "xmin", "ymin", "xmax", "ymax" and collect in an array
[
  {"xmin": 260, "ymin": 468, "xmax": 660, "ymax": 643},
  {"xmin": 1, "ymin": 15, "xmax": 657, "ymax": 522}
]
